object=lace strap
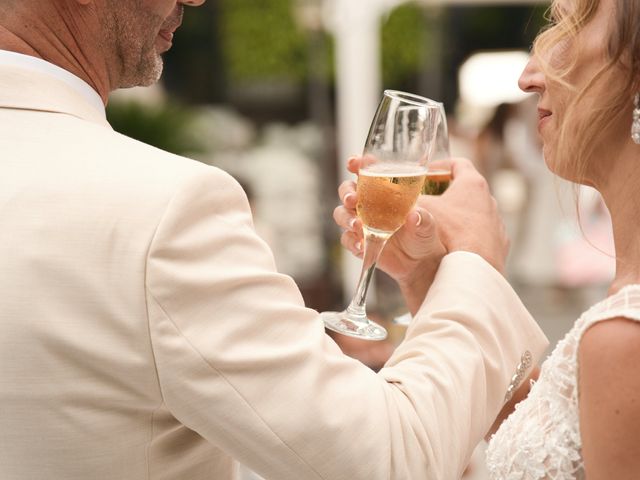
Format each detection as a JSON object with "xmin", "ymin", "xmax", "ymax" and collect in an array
[
  {"xmin": 568, "ymin": 285, "xmax": 640, "ymax": 379},
  {"xmin": 576, "ymin": 284, "xmax": 640, "ymax": 342}
]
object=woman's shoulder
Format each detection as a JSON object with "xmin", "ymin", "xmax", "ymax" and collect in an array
[
  {"xmin": 540, "ymin": 284, "xmax": 640, "ymax": 372},
  {"xmin": 579, "ymin": 283, "xmax": 640, "ymax": 330},
  {"xmin": 574, "ymin": 284, "xmax": 640, "ymax": 365},
  {"xmin": 580, "ymin": 315, "xmax": 640, "ymax": 353},
  {"xmin": 577, "ymin": 314, "xmax": 640, "ymax": 477}
]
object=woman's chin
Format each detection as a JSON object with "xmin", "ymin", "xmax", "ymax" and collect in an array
[
  {"xmin": 544, "ymin": 153, "xmax": 582, "ymax": 183},
  {"xmin": 542, "ymin": 151, "xmax": 559, "ymax": 175}
]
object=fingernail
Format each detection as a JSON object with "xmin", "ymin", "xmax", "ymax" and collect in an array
[
  {"xmin": 348, "ymin": 217, "xmax": 357, "ymax": 230},
  {"xmin": 344, "ymin": 192, "xmax": 355, "ymax": 204},
  {"xmin": 411, "ymin": 211, "xmax": 422, "ymax": 227},
  {"xmin": 347, "ymin": 156, "xmax": 358, "ymax": 165},
  {"xmin": 355, "ymin": 241, "xmax": 362, "ymax": 252}
]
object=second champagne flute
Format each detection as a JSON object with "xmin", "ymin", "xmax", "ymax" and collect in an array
[
  {"xmin": 321, "ymin": 90, "xmax": 441, "ymax": 340},
  {"xmin": 423, "ymin": 101, "xmax": 452, "ymax": 195}
]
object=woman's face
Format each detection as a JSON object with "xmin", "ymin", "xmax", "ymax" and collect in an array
[{"xmin": 518, "ymin": 0, "xmax": 625, "ymax": 185}]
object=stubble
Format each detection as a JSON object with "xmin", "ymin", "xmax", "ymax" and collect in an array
[{"xmin": 102, "ymin": 0, "xmax": 164, "ymax": 88}]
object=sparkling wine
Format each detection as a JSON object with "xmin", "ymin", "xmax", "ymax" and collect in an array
[
  {"xmin": 357, "ymin": 164, "xmax": 428, "ymax": 234},
  {"xmin": 422, "ymin": 169, "xmax": 452, "ymax": 195}
]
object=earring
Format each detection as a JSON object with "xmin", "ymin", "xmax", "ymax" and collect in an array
[{"xmin": 632, "ymin": 94, "xmax": 640, "ymax": 144}]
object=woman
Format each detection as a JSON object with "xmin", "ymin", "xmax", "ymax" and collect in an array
[{"xmin": 336, "ymin": 0, "xmax": 640, "ymax": 477}]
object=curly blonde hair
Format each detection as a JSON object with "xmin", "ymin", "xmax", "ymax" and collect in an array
[{"xmin": 533, "ymin": 0, "xmax": 640, "ymax": 184}]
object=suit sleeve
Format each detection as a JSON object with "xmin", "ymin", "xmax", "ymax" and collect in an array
[{"xmin": 145, "ymin": 167, "xmax": 548, "ymax": 480}]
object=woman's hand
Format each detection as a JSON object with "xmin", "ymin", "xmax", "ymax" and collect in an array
[
  {"xmin": 334, "ymin": 156, "xmax": 509, "ymax": 313},
  {"xmin": 334, "ymin": 157, "xmax": 446, "ymax": 315}
]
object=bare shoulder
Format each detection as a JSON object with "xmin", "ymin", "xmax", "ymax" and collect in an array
[
  {"xmin": 579, "ymin": 316, "xmax": 640, "ymax": 401},
  {"xmin": 579, "ymin": 317, "xmax": 640, "ymax": 478},
  {"xmin": 580, "ymin": 316, "xmax": 640, "ymax": 364}
]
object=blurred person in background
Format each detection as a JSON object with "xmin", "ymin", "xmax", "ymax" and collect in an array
[
  {"xmin": 0, "ymin": 1, "xmax": 548, "ymax": 479},
  {"xmin": 474, "ymin": 102, "xmax": 517, "ymax": 182},
  {"xmin": 339, "ymin": 0, "xmax": 640, "ymax": 477}
]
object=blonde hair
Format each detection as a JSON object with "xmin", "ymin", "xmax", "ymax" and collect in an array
[{"xmin": 533, "ymin": 0, "xmax": 640, "ymax": 184}]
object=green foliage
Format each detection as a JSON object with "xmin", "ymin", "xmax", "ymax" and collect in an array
[
  {"xmin": 106, "ymin": 101, "xmax": 205, "ymax": 156},
  {"xmin": 456, "ymin": 5, "xmax": 548, "ymax": 49},
  {"xmin": 218, "ymin": 0, "xmax": 428, "ymax": 89},
  {"xmin": 381, "ymin": 3, "xmax": 428, "ymax": 88},
  {"xmin": 220, "ymin": 0, "xmax": 308, "ymax": 83}
]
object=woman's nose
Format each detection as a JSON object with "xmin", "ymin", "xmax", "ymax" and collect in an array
[{"xmin": 518, "ymin": 55, "xmax": 545, "ymax": 95}]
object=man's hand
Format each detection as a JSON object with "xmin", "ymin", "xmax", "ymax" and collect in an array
[{"xmin": 420, "ymin": 158, "xmax": 509, "ymax": 274}]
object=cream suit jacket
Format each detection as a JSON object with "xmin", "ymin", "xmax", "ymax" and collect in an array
[{"xmin": 0, "ymin": 62, "xmax": 548, "ymax": 480}]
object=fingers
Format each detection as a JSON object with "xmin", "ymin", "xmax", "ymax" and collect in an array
[
  {"xmin": 341, "ymin": 230, "xmax": 363, "ymax": 258},
  {"xmin": 337, "ymin": 180, "xmax": 357, "ymax": 208},
  {"xmin": 346, "ymin": 155, "xmax": 376, "ymax": 175},
  {"xmin": 346, "ymin": 156, "xmax": 360, "ymax": 175},
  {"xmin": 415, "ymin": 194, "xmax": 445, "ymax": 220},
  {"xmin": 428, "ymin": 158, "xmax": 452, "ymax": 172},
  {"xmin": 448, "ymin": 157, "xmax": 476, "ymax": 179},
  {"xmin": 443, "ymin": 157, "xmax": 489, "ymax": 197},
  {"xmin": 333, "ymin": 204, "xmax": 361, "ymax": 232}
]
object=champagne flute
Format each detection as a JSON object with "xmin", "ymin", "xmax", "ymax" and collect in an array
[
  {"xmin": 395, "ymin": 101, "xmax": 451, "ymax": 327},
  {"xmin": 422, "ymin": 101, "xmax": 452, "ymax": 195},
  {"xmin": 321, "ymin": 90, "xmax": 441, "ymax": 340}
]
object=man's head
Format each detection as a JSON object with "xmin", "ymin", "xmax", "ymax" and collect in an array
[
  {"xmin": 0, "ymin": 0, "xmax": 206, "ymax": 99},
  {"xmin": 100, "ymin": 0, "xmax": 205, "ymax": 88}
]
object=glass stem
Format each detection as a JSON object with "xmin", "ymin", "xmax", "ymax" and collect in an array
[{"xmin": 346, "ymin": 229, "xmax": 390, "ymax": 323}]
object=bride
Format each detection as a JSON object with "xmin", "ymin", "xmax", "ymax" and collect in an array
[{"xmin": 335, "ymin": 0, "xmax": 640, "ymax": 477}]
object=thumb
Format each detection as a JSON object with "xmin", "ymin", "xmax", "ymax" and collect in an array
[
  {"xmin": 406, "ymin": 207, "xmax": 437, "ymax": 240},
  {"xmin": 393, "ymin": 207, "xmax": 442, "ymax": 260}
]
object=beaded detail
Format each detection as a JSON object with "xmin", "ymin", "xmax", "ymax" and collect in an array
[
  {"xmin": 486, "ymin": 285, "xmax": 640, "ymax": 479},
  {"xmin": 505, "ymin": 351, "xmax": 533, "ymax": 403}
]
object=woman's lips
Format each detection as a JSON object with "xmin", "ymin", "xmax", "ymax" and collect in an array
[{"xmin": 538, "ymin": 108, "xmax": 552, "ymax": 131}]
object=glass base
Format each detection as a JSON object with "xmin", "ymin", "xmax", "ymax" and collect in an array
[
  {"xmin": 392, "ymin": 312, "xmax": 412, "ymax": 326},
  {"xmin": 321, "ymin": 311, "xmax": 388, "ymax": 341}
]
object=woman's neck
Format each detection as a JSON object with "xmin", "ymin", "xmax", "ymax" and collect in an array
[{"xmin": 600, "ymin": 144, "xmax": 640, "ymax": 294}]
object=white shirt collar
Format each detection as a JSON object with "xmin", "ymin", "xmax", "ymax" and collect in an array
[{"xmin": 0, "ymin": 49, "xmax": 106, "ymax": 117}]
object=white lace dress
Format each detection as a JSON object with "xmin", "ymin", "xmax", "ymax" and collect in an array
[{"xmin": 486, "ymin": 284, "xmax": 640, "ymax": 479}]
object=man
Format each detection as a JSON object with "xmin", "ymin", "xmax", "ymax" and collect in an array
[{"xmin": 0, "ymin": 0, "xmax": 547, "ymax": 479}]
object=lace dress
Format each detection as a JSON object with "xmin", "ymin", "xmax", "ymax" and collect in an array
[{"xmin": 486, "ymin": 284, "xmax": 640, "ymax": 479}]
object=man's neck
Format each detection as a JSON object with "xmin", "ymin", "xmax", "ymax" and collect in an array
[
  {"xmin": 0, "ymin": 25, "xmax": 39, "ymax": 58},
  {"xmin": 0, "ymin": 10, "xmax": 111, "ymax": 105}
]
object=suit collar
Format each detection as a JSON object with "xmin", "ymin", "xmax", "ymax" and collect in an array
[{"xmin": 0, "ymin": 51, "xmax": 111, "ymax": 129}]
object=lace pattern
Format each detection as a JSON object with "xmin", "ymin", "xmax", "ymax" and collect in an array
[{"xmin": 486, "ymin": 285, "xmax": 640, "ymax": 480}]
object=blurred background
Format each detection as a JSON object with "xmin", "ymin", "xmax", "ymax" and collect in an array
[{"xmin": 107, "ymin": 0, "xmax": 615, "ymax": 477}]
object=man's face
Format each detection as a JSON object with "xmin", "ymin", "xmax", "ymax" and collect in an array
[{"xmin": 102, "ymin": 0, "xmax": 184, "ymax": 88}]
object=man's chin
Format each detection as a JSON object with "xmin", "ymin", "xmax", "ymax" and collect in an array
[{"xmin": 118, "ymin": 57, "xmax": 163, "ymax": 89}]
